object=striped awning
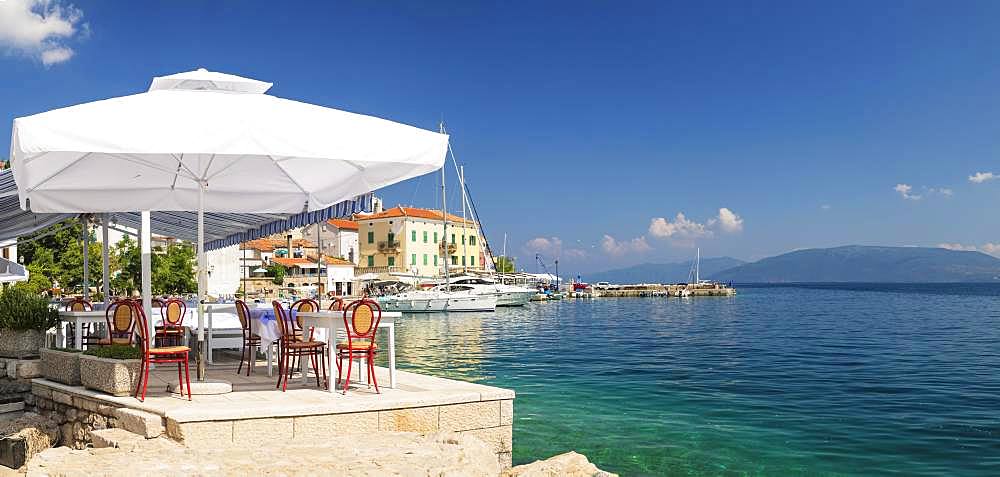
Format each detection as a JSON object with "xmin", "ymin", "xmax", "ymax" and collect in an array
[{"xmin": 0, "ymin": 168, "xmax": 371, "ymax": 250}]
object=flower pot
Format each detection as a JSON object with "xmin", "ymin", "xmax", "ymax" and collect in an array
[
  {"xmin": 0, "ymin": 330, "xmax": 46, "ymax": 359},
  {"xmin": 79, "ymin": 355, "xmax": 141, "ymax": 397},
  {"xmin": 40, "ymin": 348, "xmax": 82, "ymax": 386}
]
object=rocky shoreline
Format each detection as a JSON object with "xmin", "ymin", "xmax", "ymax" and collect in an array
[{"xmin": 14, "ymin": 424, "xmax": 615, "ymax": 476}]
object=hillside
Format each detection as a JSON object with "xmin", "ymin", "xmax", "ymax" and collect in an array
[
  {"xmin": 586, "ymin": 257, "xmax": 746, "ymax": 284},
  {"xmin": 710, "ymin": 245, "xmax": 1000, "ymax": 283}
]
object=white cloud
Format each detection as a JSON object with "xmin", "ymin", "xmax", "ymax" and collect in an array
[
  {"xmin": 938, "ymin": 242, "xmax": 1000, "ymax": 257},
  {"xmin": 715, "ymin": 207, "xmax": 743, "ymax": 233},
  {"xmin": 601, "ymin": 235, "xmax": 651, "ymax": 256},
  {"xmin": 821, "ymin": 204, "xmax": 831, "ymax": 210},
  {"xmin": 930, "ymin": 187, "xmax": 953, "ymax": 197},
  {"xmin": 938, "ymin": 243, "xmax": 978, "ymax": 252},
  {"xmin": 648, "ymin": 213, "xmax": 712, "ymax": 241},
  {"xmin": 894, "ymin": 183, "xmax": 921, "ymax": 200},
  {"xmin": 523, "ymin": 236, "xmax": 585, "ymax": 259},
  {"xmin": 0, "ymin": 0, "xmax": 86, "ymax": 66},
  {"xmin": 969, "ymin": 172, "xmax": 997, "ymax": 184}
]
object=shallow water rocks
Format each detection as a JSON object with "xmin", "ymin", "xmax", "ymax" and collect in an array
[
  {"xmin": 40, "ymin": 349, "xmax": 81, "ymax": 386},
  {"xmin": 504, "ymin": 452, "xmax": 617, "ymax": 477}
]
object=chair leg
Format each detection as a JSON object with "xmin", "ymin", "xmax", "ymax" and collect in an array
[
  {"xmin": 238, "ymin": 340, "xmax": 246, "ymax": 375},
  {"xmin": 135, "ymin": 357, "xmax": 146, "ymax": 399},
  {"xmin": 177, "ymin": 362, "xmax": 183, "ymax": 394},
  {"xmin": 369, "ymin": 356, "xmax": 379, "ymax": 394},
  {"xmin": 183, "ymin": 353, "xmax": 192, "ymax": 401},
  {"xmin": 343, "ymin": 351, "xmax": 353, "ymax": 395},
  {"xmin": 335, "ymin": 352, "xmax": 342, "ymax": 390},
  {"xmin": 140, "ymin": 357, "xmax": 151, "ymax": 402},
  {"xmin": 311, "ymin": 353, "xmax": 320, "ymax": 387},
  {"xmin": 321, "ymin": 348, "xmax": 328, "ymax": 390}
]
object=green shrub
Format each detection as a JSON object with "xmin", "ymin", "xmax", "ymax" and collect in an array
[
  {"xmin": 83, "ymin": 344, "xmax": 141, "ymax": 360},
  {"xmin": 0, "ymin": 287, "xmax": 59, "ymax": 331},
  {"xmin": 48, "ymin": 347, "xmax": 82, "ymax": 354}
]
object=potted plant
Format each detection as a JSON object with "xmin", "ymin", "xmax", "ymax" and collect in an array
[
  {"xmin": 0, "ymin": 288, "xmax": 59, "ymax": 358},
  {"xmin": 80, "ymin": 344, "xmax": 142, "ymax": 396},
  {"xmin": 40, "ymin": 347, "xmax": 83, "ymax": 385}
]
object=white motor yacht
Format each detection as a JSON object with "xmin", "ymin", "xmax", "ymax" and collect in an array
[
  {"xmin": 377, "ymin": 285, "xmax": 497, "ymax": 313},
  {"xmin": 434, "ymin": 276, "xmax": 536, "ymax": 307}
]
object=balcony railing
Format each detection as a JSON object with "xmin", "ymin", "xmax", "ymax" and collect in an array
[
  {"xmin": 354, "ymin": 266, "xmax": 405, "ymax": 276},
  {"xmin": 377, "ymin": 240, "xmax": 401, "ymax": 252}
]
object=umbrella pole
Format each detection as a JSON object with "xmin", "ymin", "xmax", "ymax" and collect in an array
[
  {"xmin": 102, "ymin": 214, "xmax": 110, "ymax": 306},
  {"xmin": 140, "ymin": 211, "xmax": 153, "ymax": 354},
  {"xmin": 197, "ymin": 184, "xmax": 206, "ymax": 381}
]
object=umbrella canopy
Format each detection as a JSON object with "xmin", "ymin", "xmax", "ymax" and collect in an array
[{"xmin": 10, "ymin": 68, "xmax": 447, "ymax": 213}]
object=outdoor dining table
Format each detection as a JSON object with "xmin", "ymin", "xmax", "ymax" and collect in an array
[
  {"xmin": 297, "ymin": 310, "xmax": 400, "ymax": 392},
  {"xmin": 56, "ymin": 310, "xmax": 107, "ymax": 350}
]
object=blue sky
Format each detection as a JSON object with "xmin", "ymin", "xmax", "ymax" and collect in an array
[{"xmin": 2, "ymin": 1, "xmax": 1000, "ymax": 275}]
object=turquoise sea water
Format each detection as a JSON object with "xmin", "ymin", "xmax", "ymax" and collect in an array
[{"xmin": 378, "ymin": 284, "xmax": 1000, "ymax": 476}]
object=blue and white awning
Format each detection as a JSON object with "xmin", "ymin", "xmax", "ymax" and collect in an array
[{"xmin": 0, "ymin": 168, "xmax": 370, "ymax": 250}]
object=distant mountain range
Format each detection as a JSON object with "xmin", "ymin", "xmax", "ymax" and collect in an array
[
  {"xmin": 585, "ymin": 257, "xmax": 746, "ymax": 284},
  {"xmin": 583, "ymin": 246, "xmax": 1000, "ymax": 284},
  {"xmin": 710, "ymin": 245, "xmax": 1000, "ymax": 283}
]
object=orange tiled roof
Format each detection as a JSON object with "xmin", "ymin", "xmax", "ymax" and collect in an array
[
  {"xmin": 327, "ymin": 218, "xmax": 359, "ymax": 230},
  {"xmin": 356, "ymin": 206, "xmax": 474, "ymax": 225},
  {"xmin": 271, "ymin": 257, "xmax": 316, "ymax": 268},
  {"xmin": 243, "ymin": 238, "xmax": 316, "ymax": 252},
  {"xmin": 323, "ymin": 256, "xmax": 355, "ymax": 266}
]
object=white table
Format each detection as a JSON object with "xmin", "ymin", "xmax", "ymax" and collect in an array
[
  {"xmin": 56, "ymin": 311, "xmax": 107, "ymax": 349},
  {"xmin": 298, "ymin": 310, "xmax": 400, "ymax": 392}
]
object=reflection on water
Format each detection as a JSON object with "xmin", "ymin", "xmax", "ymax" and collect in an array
[{"xmin": 377, "ymin": 285, "xmax": 1000, "ymax": 476}]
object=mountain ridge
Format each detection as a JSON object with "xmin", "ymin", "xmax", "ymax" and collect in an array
[
  {"xmin": 710, "ymin": 245, "xmax": 1000, "ymax": 283},
  {"xmin": 585, "ymin": 257, "xmax": 746, "ymax": 284}
]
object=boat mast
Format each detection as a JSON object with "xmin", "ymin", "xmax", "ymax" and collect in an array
[
  {"xmin": 501, "ymin": 232, "xmax": 507, "ymax": 279},
  {"xmin": 696, "ymin": 247, "xmax": 700, "ymax": 283},
  {"xmin": 440, "ymin": 122, "xmax": 450, "ymax": 287},
  {"xmin": 460, "ymin": 165, "xmax": 468, "ymax": 274}
]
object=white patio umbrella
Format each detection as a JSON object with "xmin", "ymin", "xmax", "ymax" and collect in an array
[
  {"xmin": 10, "ymin": 68, "xmax": 448, "ymax": 379},
  {"xmin": 0, "ymin": 256, "xmax": 28, "ymax": 284}
]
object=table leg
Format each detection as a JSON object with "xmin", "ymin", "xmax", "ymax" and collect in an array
[
  {"xmin": 266, "ymin": 343, "xmax": 273, "ymax": 377},
  {"xmin": 56, "ymin": 321, "xmax": 65, "ymax": 349},
  {"xmin": 388, "ymin": 324, "xmax": 396, "ymax": 389},
  {"xmin": 74, "ymin": 318, "xmax": 83, "ymax": 350},
  {"xmin": 327, "ymin": 330, "xmax": 336, "ymax": 393}
]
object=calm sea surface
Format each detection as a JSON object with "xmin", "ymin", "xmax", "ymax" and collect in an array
[{"xmin": 376, "ymin": 284, "xmax": 1000, "ymax": 476}]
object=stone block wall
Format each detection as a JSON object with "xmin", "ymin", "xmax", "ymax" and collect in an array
[
  {"xmin": 30, "ymin": 384, "xmax": 163, "ymax": 449},
  {"xmin": 167, "ymin": 399, "xmax": 515, "ymax": 467},
  {"xmin": 0, "ymin": 359, "xmax": 42, "ymax": 411}
]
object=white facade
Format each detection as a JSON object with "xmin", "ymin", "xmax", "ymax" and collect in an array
[
  {"xmin": 0, "ymin": 239, "xmax": 17, "ymax": 263},
  {"xmin": 302, "ymin": 221, "xmax": 360, "ymax": 265},
  {"xmin": 325, "ymin": 263, "xmax": 356, "ymax": 296},
  {"xmin": 206, "ymin": 245, "xmax": 242, "ymax": 297}
]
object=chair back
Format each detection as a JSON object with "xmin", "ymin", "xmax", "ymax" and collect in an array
[
  {"xmin": 130, "ymin": 301, "xmax": 151, "ymax": 355},
  {"xmin": 327, "ymin": 297, "xmax": 345, "ymax": 311},
  {"xmin": 64, "ymin": 298, "xmax": 92, "ymax": 312},
  {"xmin": 343, "ymin": 299, "xmax": 381, "ymax": 350},
  {"xmin": 290, "ymin": 299, "xmax": 318, "ymax": 330},
  {"xmin": 162, "ymin": 299, "xmax": 186, "ymax": 327},
  {"xmin": 105, "ymin": 299, "xmax": 136, "ymax": 344},
  {"xmin": 272, "ymin": 301, "xmax": 294, "ymax": 344}
]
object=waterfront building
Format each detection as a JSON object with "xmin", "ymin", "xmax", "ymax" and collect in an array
[
  {"xmin": 356, "ymin": 206, "xmax": 485, "ymax": 278},
  {"xmin": 302, "ymin": 218, "xmax": 360, "ymax": 265}
]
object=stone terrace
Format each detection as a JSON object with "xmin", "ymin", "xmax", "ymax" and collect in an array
[{"xmin": 30, "ymin": 361, "xmax": 515, "ymax": 467}]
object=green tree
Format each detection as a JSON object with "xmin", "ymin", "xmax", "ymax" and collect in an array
[
  {"xmin": 152, "ymin": 243, "xmax": 196, "ymax": 294},
  {"xmin": 494, "ymin": 256, "xmax": 515, "ymax": 273},
  {"xmin": 267, "ymin": 263, "xmax": 286, "ymax": 285},
  {"xmin": 13, "ymin": 263, "xmax": 52, "ymax": 295}
]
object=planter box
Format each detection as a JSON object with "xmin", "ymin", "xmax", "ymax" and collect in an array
[
  {"xmin": 40, "ymin": 349, "xmax": 82, "ymax": 386},
  {"xmin": 0, "ymin": 330, "xmax": 46, "ymax": 359},
  {"xmin": 80, "ymin": 355, "xmax": 141, "ymax": 397}
]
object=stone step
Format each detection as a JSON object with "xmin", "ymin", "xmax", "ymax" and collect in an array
[{"xmin": 89, "ymin": 428, "xmax": 144, "ymax": 451}]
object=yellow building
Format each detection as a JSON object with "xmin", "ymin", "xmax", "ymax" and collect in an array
[{"xmin": 356, "ymin": 206, "xmax": 484, "ymax": 277}]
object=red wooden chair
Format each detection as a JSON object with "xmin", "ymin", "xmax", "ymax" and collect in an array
[
  {"xmin": 289, "ymin": 298, "xmax": 319, "ymax": 341},
  {"xmin": 272, "ymin": 301, "xmax": 326, "ymax": 391},
  {"xmin": 337, "ymin": 299, "xmax": 382, "ymax": 394},
  {"xmin": 235, "ymin": 300, "xmax": 261, "ymax": 376},
  {"xmin": 63, "ymin": 298, "xmax": 103, "ymax": 347},
  {"xmin": 100, "ymin": 300, "xmax": 137, "ymax": 346},
  {"xmin": 155, "ymin": 299, "xmax": 186, "ymax": 347},
  {"xmin": 327, "ymin": 297, "xmax": 346, "ymax": 311},
  {"xmin": 132, "ymin": 302, "xmax": 191, "ymax": 401}
]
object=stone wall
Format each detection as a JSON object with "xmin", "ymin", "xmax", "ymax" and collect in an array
[
  {"xmin": 167, "ymin": 399, "xmax": 514, "ymax": 467},
  {"xmin": 31, "ymin": 384, "xmax": 128, "ymax": 449},
  {"xmin": 0, "ymin": 358, "xmax": 42, "ymax": 413}
]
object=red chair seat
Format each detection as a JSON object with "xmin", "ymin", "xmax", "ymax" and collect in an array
[
  {"xmin": 285, "ymin": 340, "xmax": 325, "ymax": 350},
  {"xmin": 336, "ymin": 341, "xmax": 377, "ymax": 351},
  {"xmin": 148, "ymin": 345, "xmax": 190, "ymax": 355}
]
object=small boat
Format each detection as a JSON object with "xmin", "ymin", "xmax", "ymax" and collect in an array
[{"xmin": 530, "ymin": 293, "xmax": 548, "ymax": 302}]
